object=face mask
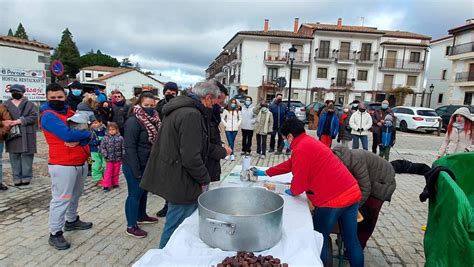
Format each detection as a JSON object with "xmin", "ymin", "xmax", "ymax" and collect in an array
[
  {"xmin": 49, "ymin": 100, "xmax": 66, "ymax": 111},
  {"xmin": 11, "ymin": 92, "xmax": 23, "ymax": 100},
  {"xmin": 359, "ymin": 108, "xmax": 366, "ymax": 113},
  {"xmin": 328, "ymin": 110, "xmax": 334, "ymax": 113},
  {"xmin": 143, "ymin": 107, "xmax": 155, "ymax": 116},
  {"xmin": 283, "ymin": 139, "xmax": 290, "ymax": 149},
  {"xmin": 165, "ymin": 94, "xmax": 174, "ymax": 102},
  {"xmin": 352, "ymin": 104, "xmax": 358, "ymax": 108},
  {"xmin": 381, "ymin": 103, "xmax": 388, "ymax": 109},
  {"xmin": 261, "ymin": 107, "xmax": 268, "ymax": 112},
  {"xmin": 231, "ymin": 104, "xmax": 236, "ymax": 109},
  {"xmin": 343, "ymin": 108, "xmax": 349, "ymax": 113},
  {"xmin": 245, "ymin": 100, "xmax": 251, "ymax": 106},
  {"xmin": 276, "ymin": 99, "xmax": 282, "ymax": 103},
  {"xmin": 384, "ymin": 121, "xmax": 393, "ymax": 127},
  {"xmin": 71, "ymin": 89, "xmax": 82, "ymax": 97}
]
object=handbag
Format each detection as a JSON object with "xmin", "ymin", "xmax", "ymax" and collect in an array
[{"xmin": 6, "ymin": 125, "xmax": 21, "ymax": 141}]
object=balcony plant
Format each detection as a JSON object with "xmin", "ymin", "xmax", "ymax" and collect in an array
[{"xmin": 389, "ymin": 86, "xmax": 414, "ymax": 106}]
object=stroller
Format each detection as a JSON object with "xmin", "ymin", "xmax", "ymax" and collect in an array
[{"xmin": 423, "ymin": 152, "xmax": 474, "ymax": 267}]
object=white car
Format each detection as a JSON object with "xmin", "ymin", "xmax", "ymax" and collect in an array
[{"xmin": 392, "ymin": 106, "xmax": 441, "ymax": 133}]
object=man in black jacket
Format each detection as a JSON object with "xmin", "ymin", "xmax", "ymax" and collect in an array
[
  {"xmin": 140, "ymin": 80, "xmax": 221, "ymax": 249},
  {"xmin": 156, "ymin": 82, "xmax": 179, "ymax": 120},
  {"xmin": 66, "ymin": 81, "xmax": 83, "ymax": 111}
]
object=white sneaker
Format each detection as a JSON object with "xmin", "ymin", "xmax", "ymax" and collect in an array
[
  {"xmin": 230, "ymin": 155, "xmax": 235, "ymax": 161},
  {"xmin": 260, "ymin": 155, "xmax": 266, "ymax": 159},
  {"xmin": 225, "ymin": 155, "xmax": 230, "ymax": 161}
]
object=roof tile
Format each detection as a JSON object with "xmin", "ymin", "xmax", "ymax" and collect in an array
[{"xmin": 0, "ymin": 35, "xmax": 52, "ymax": 49}]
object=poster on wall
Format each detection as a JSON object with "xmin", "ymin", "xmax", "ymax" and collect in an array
[{"xmin": 0, "ymin": 68, "xmax": 46, "ymax": 101}]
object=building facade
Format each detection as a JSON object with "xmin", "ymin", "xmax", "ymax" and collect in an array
[
  {"xmin": 446, "ymin": 19, "xmax": 474, "ymax": 105},
  {"xmin": 206, "ymin": 18, "xmax": 431, "ymax": 106},
  {"xmin": 425, "ymin": 36, "xmax": 453, "ymax": 108}
]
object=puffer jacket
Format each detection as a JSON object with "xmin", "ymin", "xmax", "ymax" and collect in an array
[
  {"xmin": 333, "ymin": 144, "xmax": 396, "ymax": 204},
  {"xmin": 349, "ymin": 110, "xmax": 372, "ymax": 136},
  {"xmin": 221, "ymin": 109, "xmax": 241, "ymax": 132},
  {"xmin": 254, "ymin": 108, "xmax": 274, "ymax": 135},
  {"xmin": 438, "ymin": 107, "xmax": 473, "ymax": 156},
  {"xmin": 240, "ymin": 105, "xmax": 256, "ymax": 130},
  {"xmin": 338, "ymin": 112, "xmax": 352, "ymax": 141},
  {"xmin": 100, "ymin": 134, "xmax": 124, "ymax": 161}
]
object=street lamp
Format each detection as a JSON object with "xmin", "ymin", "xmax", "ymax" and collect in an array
[
  {"xmin": 287, "ymin": 45, "xmax": 297, "ymax": 109},
  {"xmin": 428, "ymin": 83, "xmax": 435, "ymax": 108}
]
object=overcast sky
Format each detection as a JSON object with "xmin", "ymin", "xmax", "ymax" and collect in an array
[{"xmin": 1, "ymin": 0, "xmax": 473, "ymax": 86}]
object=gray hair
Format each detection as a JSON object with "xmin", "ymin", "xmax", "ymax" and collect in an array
[{"xmin": 191, "ymin": 80, "xmax": 221, "ymax": 99}]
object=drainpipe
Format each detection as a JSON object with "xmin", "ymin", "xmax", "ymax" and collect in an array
[
  {"xmin": 402, "ymin": 47, "xmax": 406, "ymax": 69},
  {"xmin": 306, "ymin": 40, "xmax": 313, "ymax": 104}
]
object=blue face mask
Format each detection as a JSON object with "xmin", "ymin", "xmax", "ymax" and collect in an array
[
  {"xmin": 381, "ymin": 103, "xmax": 389, "ymax": 109},
  {"xmin": 283, "ymin": 139, "xmax": 290, "ymax": 149},
  {"xmin": 231, "ymin": 104, "xmax": 237, "ymax": 109},
  {"xmin": 72, "ymin": 89, "xmax": 82, "ymax": 97},
  {"xmin": 245, "ymin": 100, "xmax": 251, "ymax": 107}
]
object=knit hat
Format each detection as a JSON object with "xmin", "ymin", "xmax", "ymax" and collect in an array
[
  {"xmin": 68, "ymin": 80, "xmax": 83, "ymax": 90},
  {"xmin": 10, "ymin": 84, "xmax": 25, "ymax": 93},
  {"xmin": 67, "ymin": 113, "xmax": 89, "ymax": 124},
  {"xmin": 384, "ymin": 114, "xmax": 394, "ymax": 122},
  {"xmin": 163, "ymin": 82, "xmax": 178, "ymax": 95}
]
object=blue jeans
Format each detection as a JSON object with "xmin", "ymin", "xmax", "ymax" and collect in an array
[
  {"xmin": 0, "ymin": 142, "xmax": 3, "ymax": 184},
  {"xmin": 313, "ymin": 203, "xmax": 364, "ymax": 267},
  {"xmin": 225, "ymin": 131, "xmax": 238, "ymax": 154},
  {"xmin": 159, "ymin": 202, "xmax": 198, "ymax": 249},
  {"xmin": 123, "ymin": 164, "xmax": 148, "ymax": 228},
  {"xmin": 351, "ymin": 135, "xmax": 369, "ymax": 150},
  {"xmin": 9, "ymin": 153, "xmax": 34, "ymax": 183}
]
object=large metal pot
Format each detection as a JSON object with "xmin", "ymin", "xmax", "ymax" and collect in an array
[{"xmin": 198, "ymin": 187, "xmax": 284, "ymax": 252}]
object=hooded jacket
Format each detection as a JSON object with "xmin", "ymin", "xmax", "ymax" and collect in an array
[
  {"xmin": 332, "ymin": 145, "xmax": 396, "ymax": 204},
  {"xmin": 317, "ymin": 111, "xmax": 339, "ymax": 138},
  {"xmin": 254, "ymin": 107, "xmax": 273, "ymax": 135},
  {"xmin": 349, "ymin": 110, "xmax": 372, "ymax": 136},
  {"xmin": 240, "ymin": 104, "xmax": 256, "ymax": 130},
  {"xmin": 140, "ymin": 95, "xmax": 210, "ymax": 204},
  {"xmin": 438, "ymin": 107, "xmax": 474, "ymax": 156},
  {"xmin": 221, "ymin": 109, "xmax": 242, "ymax": 132}
]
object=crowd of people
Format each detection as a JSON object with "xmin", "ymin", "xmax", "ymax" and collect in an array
[{"xmin": 0, "ymin": 79, "xmax": 472, "ymax": 266}]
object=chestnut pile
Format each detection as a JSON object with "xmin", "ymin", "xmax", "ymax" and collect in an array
[{"xmin": 215, "ymin": 252, "xmax": 288, "ymax": 267}]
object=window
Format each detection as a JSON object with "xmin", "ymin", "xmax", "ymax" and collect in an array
[
  {"xmin": 292, "ymin": 69, "xmax": 301, "ymax": 80},
  {"xmin": 85, "ymin": 72, "xmax": 92, "ymax": 78},
  {"xmin": 319, "ymin": 40, "xmax": 330, "ymax": 58},
  {"xmin": 317, "ymin": 68, "xmax": 328, "ymax": 78},
  {"xmin": 410, "ymin": 52, "xmax": 421, "ymax": 62},
  {"xmin": 438, "ymin": 93, "xmax": 444, "ymax": 103},
  {"xmin": 267, "ymin": 67, "xmax": 278, "ymax": 82},
  {"xmin": 339, "ymin": 42, "xmax": 351, "ymax": 60},
  {"xmin": 98, "ymin": 74, "xmax": 104, "ymax": 77},
  {"xmin": 407, "ymin": 76, "xmax": 417, "ymax": 87},
  {"xmin": 445, "ymin": 46, "xmax": 451, "ymax": 56},
  {"xmin": 441, "ymin": 69, "xmax": 447, "ymax": 80},
  {"xmin": 357, "ymin": 70, "xmax": 368, "ymax": 81},
  {"xmin": 417, "ymin": 110, "xmax": 438, "ymax": 116},
  {"xmin": 360, "ymin": 43, "xmax": 372, "ymax": 60}
]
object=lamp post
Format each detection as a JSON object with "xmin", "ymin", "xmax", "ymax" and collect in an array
[
  {"xmin": 428, "ymin": 83, "xmax": 435, "ymax": 108},
  {"xmin": 421, "ymin": 89, "xmax": 426, "ymax": 107},
  {"xmin": 287, "ymin": 45, "xmax": 297, "ymax": 109}
]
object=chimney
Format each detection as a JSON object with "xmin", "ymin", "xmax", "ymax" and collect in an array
[
  {"xmin": 337, "ymin": 18, "xmax": 342, "ymax": 29},
  {"xmin": 264, "ymin": 19, "xmax": 269, "ymax": 32},
  {"xmin": 294, "ymin": 18, "xmax": 299, "ymax": 33}
]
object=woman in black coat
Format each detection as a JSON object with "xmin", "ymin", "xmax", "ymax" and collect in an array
[{"xmin": 123, "ymin": 92, "xmax": 160, "ymax": 238}]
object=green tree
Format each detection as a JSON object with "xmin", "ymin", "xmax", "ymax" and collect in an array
[
  {"xmin": 79, "ymin": 50, "xmax": 120, "ymax": 68},
  {"xmin": 121, "ymin": 58, "xmax": 133, "ymax": 68},
  {"xmin": 51, "ymin": 28, "xmax": 81, "ymax": 78},
  {"xmin": 7, "ymin": 28, "xmax": 13, "ymax": 36},
  {"xmin": 14, "ymin": 23, "xmax": 28, "ymax": 39}
]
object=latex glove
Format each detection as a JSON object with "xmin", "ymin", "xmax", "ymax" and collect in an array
[
  {"xmin": 284, "ymin": 189, "xmax": 295, "ymax": 196},
  {"xmin": 253, "ymin": 169, "xmax": 267, "ymax": 177}
]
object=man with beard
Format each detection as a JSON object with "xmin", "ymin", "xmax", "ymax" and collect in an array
[
  {"xmin": 156, "ymin": 82, "xmax": 179, "ymax": 120},
  {"xmin": 66, "ymin": 81, "xmax": 83, "ymax": 111}
]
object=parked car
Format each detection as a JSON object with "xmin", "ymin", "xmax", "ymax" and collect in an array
[
  {"xmin": 392, "ymin": 106, "xmax": 441, "ymax": 133},
  {"xmin": 435, "ymin": 105, "xmax": 474, "ymax": 129},
  {"xmin": 282, "ymin": 100, "xmax": 306, "ymax": 122}
]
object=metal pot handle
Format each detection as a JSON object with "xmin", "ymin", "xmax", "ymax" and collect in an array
[{"xmin": 205, "ymin": 218, "xmax": 236, "ymax": 235}]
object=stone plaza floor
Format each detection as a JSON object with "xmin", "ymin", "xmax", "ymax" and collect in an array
[{"xmin": 0, "ymin": 129, "xmax": 443, "ymax": 266}]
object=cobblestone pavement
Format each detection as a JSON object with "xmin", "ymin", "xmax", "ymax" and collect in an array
[{"xmin": 0, "ymin": 129, "xmax": 443, "ymax": 266}]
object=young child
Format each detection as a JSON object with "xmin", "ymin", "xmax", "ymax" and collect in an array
[
  {"xmin": 100, "ymin": 122, "xmax": 124, "ymax": 192},
  {"xmin": 254, "ymin": 103, "xmax": 273, "ymax": 159},
  {"xmin": 89, "ymin": 117, "xmax": 106, "ymax": 185},
  {"xmin": 67, "ymin": 113, "xmax": 90, "ymax": 130},
  {"xmin": 378, "ymin": 114, "xmax": 396, "ymax": 160},
  {"xmin": 317, "ymin": 103, "xmax": 339, "ymax": 147}
]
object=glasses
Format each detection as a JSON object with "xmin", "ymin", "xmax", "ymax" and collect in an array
[{"xmin": 114, "ymin": 95, "xmax": 123, "ymax": 99}]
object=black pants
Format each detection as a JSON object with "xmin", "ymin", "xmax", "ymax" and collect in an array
[
  {"xmin": 241, "ymin": 129, "xmax": 253, "ymax": 153},
  {"xmin": 372, "ymin": 132, "xmax": 379, "ymax": 154},
  {"xmin": 256, "ymin": 134, "xmax": 267, "ymax": 155},
  {"xmin": 270, "ymin": 129, "xmax": 283, "ymax": 152}
]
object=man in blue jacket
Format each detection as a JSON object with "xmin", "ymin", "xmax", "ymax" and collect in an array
[{"xmin": 269, "ymin": 93, "xmax": 287, "ymax": 154}]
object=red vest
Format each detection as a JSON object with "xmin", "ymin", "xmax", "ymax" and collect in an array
[{"xmin": 42, "ymin": 109, "xmax": 90, "ymax": 165}]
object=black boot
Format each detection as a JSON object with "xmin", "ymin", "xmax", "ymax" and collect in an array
[
  {"xmin": 48, "ymin": 231, "xmax": 71, "ymax": 250},
  {"xmin": 0, "ymin": 183, "xmax": 8, "ymax": 190},
  {"xmin": 156, "ymin": 203, "xmax": 168, "ymax": 217},
  {"xmin": 65, "ymin": 216, "xmax": 93, "ymax": 231}
]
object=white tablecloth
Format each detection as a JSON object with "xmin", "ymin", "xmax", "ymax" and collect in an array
[{"xmin": 133, "ymin": 165, "xmax": 323, "ymax": 267}]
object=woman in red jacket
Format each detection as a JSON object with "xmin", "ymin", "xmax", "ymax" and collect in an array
[{"xmin": 254, "ymin": 118, "xmax": 363, "ymax": 266}]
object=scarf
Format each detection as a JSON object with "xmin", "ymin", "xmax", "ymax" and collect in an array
[
  {"xmin": 453, "ymin": 122, "xmax": 464, "ymax": 130},
  {"xmin": 133, "ymin": 105, "xmax": 161, "ymax": 144}
]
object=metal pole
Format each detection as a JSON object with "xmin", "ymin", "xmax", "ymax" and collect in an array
[
  {"xmin": 288, "ymin": 59, "xmax": 294, "ymax": 109},
  {"xmin": 421, "ymin": 90, "xmax": 425, "ymax": 107}
]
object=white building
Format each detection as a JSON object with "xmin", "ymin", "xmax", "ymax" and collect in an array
[
  {"xmin": 446, "ymin": 19, "xmax": 474, "ymax": 105},
  {"xmin": 76, "ymin": 65, "xmax": 165, "ymax": 99},
  {"xmin": 206, "ymin": 18, "xmax": 431, "ymax": 106},
  {"xmin": 0, "ymin": 35, "xmax": 52, "ymax": 100},
  {"xmin": 425, "ymin": 36, "xmax": 453, "ymax": 108}
]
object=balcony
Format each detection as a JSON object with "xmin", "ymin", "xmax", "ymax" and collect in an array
[
  {"xmin": 229, "ymin": 74, "xmax": 241, "ymax": 84},
  {"xmin": 357, "ymin": 52, "xmax": 378, "ymax": 64},
  {"xmin": 454, "ymin": 72, "xmax": 474, "ymax": 86},
  {"xmin": 449, "ymin": 42, "xmax": 474, "ymax": 56},
  {"xmin": 264, "ymin": 51, "xmax": 288, "ymax": 65},
  {"xmin": 206, "ymin": 52, "xmax": 240, "ymax": 79},
  {"xmin": 376, "ymin": 83, "xmax": 404, "ymax": 91},
  {"xmin": 314, "ymin": 50, "xmax": 335, "ymax": 62},
  {"xmin": 336, "ymin": 52, "xmax": 357, "ymax": 63},
  {"xmin": 330, "ymin": 78, "xmax": 354, "ymax": 89},
  {"xmin": 379, "ymin": 59, "xmax": 424, "ymax": 72}
]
